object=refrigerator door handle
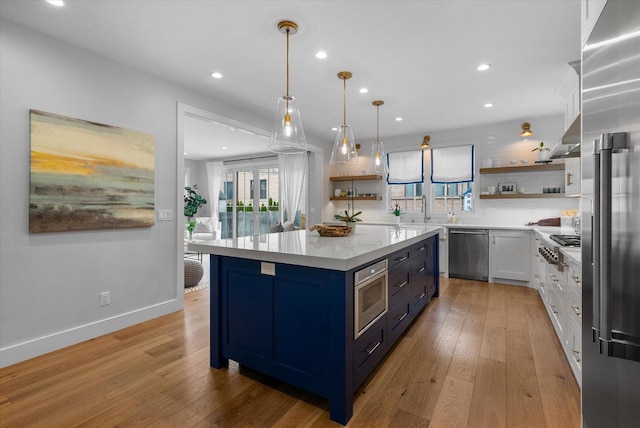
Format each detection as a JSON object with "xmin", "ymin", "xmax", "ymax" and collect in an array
[
  {"xmin": 592, "ymin": 138, "xmax": 601, "ymax": 343},
  {"xmin": 596, "ymin": 132, "xmax": 640, "ymax": 361}
]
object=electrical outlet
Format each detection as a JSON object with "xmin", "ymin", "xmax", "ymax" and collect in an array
[{"xmin": 99, "ymin": 291, "xmax": 110, "ymax": 306}]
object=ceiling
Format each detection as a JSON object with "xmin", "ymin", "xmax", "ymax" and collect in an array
[{"xmin": 0, "ymin": 0, "xmax": 581, "ymax": 160}]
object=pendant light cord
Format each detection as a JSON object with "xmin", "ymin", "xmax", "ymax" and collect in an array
[
  {"xmin": 286, "ymin": 28, "xmax": 290, "ymax": 113},
  {"xmin": 343, "ymin": 78, "xmax": 347, "ymax": 127},
  {"xmin": 376, "ymin": 105, "xmax": 379, "ymax": 142}
]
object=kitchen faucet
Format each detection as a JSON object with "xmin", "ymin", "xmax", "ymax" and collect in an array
[{"xmin": 421, "ymin": 194, "xmax": 430, "ymax": 222}]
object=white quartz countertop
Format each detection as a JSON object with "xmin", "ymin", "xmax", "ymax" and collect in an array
[
  {"xmin": 560, "ymin": 247, "xmax": 581, "ymax": 265},
  {"xmin": 188, "ymin": 224, "xmax": 443, "ymax": 271},
  {"xmin": 362, "ymin": 221, "xmax": 558, "ymax": 232}
]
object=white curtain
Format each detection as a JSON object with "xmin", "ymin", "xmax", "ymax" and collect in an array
[
  {"xmin": 431, "ymin": 145, "xmax": 474, "ymax": 183},
  {"xmin": 278, "ymin": 153, "xmax": 307, "ymax": 224},
  {"xmin": 387, "ymin": 150, "xmax": 424, "ymax": 184},
  {"xmin": 205, "ymin": 161, "xmax": 224, "ymax": 227}
]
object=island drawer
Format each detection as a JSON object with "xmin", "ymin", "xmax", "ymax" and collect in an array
[
  {"xmin": 388, "ymin": 248, "xmax": 411, "ymax": 269},
  {"xmin": 388, "ymin": 300, "xmax": 411, "ymax": 347},
  {"xmin": 388, "ymin": 264, "xmax": 410, "ymax": 302},
  {"xmin": 354, "ymin": 314, "xmax": 387, "ymax": 388},
  {"xmin": 411, "ymin": 240, "xmax": 429, "ymax": 259}
]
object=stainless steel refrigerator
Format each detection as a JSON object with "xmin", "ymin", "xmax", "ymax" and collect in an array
[{"xmin": 582, "ymin": 1, "xmax": 640, "ymax": 426}]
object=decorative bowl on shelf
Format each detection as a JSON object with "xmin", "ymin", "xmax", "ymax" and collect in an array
[
  {"xmin": 510, "ymin": 159, "xmax": 518, "ymax": 165},
  {"xmin": 521, "ymin": 159, "xmax": 528, "ymax": 164}
]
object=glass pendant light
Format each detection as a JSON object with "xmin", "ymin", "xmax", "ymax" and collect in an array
[
  {"xmin": 330, "ymin": 71, "xmax": 357, "ymax": 165},
  {"xmin": 368, "ymin": 100, "xmax": 387, "ymax": 174},
  {"xmin": 269, "ymin": 21, "xmax": 307, "ymax": 153}
]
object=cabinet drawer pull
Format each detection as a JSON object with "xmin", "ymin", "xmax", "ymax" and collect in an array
[
  {"xmin": 560, "ymin": 262, "xmax": 569, "ymax": 268},
  {"xmin": 396, "ymin": 312, "xmax": 408, "ymax": 322},
  {"xmin": 394, "ymin": 280, "xmax": 408, "ymax": 289},
  {"xmin": 395, "ymin": 256, "xmax": 409, "ymax": 262},
  {"xmin": 571, "ymin": 275, "xmax": 581, "ymax": 285},
  {"xmin": 418, "ymin": 266, "xmax": 426, "ymax": 273},
  {"xmin": 572, "ymin": 349, "xmax": 581, "ymax": 363},
  {"xmin": 366, "ymin": 341, "xmax": 381, "ymax": 355},
  {"xmin": 417, "ymin": 246, "xmax": 426, "ymax": 251},
  {"xmin": 550, "ymin": 274, "xmax": 557, "ymax": 280},
  {"xmin": 572, "ymin": 306, "xmax": 581, "ymax": 316},
  {"xmin": 418, "ymin": 292, "xmax": 427, "ymax": 300},
  {"xmin": 550, "ymin": 304, "xmax": 559, "ymax": 314},
  {"xmin": 534, "ymin": 274, "xmax": 539, "ymax": 279}
]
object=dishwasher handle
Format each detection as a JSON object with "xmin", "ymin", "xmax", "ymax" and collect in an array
[{"xmin": 449, "ymin": 230, "xmax": 488, "ymax": 236}]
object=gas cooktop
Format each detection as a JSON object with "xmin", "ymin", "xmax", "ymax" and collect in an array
[{"xmin": 550, "ymin": 234, "xmax": 581, "ymax": 247}]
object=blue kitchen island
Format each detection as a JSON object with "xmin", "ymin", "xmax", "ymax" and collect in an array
[{"xmin": 189, "ymin": 224, "xmax": 442, "ymax": 425}]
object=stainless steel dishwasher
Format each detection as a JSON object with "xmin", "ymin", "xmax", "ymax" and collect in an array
[{"xmin": 448, "ymin": 229, "xmax": 489, "ymax": 281}]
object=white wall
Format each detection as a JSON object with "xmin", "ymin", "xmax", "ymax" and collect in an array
[
  {"xmin": 0, "ymin": 19, "xmax": 272, "ymax": 367},
  {"xmin": 324, "ymin": 115, "xmax": 580, "ymax": 225}
]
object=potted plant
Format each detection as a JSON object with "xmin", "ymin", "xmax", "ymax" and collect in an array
[
  {"xmin": 184, "ymin": 185, "xmax": 207, "ymax": 240},
  {"xmin": 531, "ymin": 141, "xmax": 551, "ymax": 161},
  {"xmin": 391, "ymin": 202, "xmax": 402, "ymax": 224},
  {"xmin": 334, "ymin": 209, "xmax": 362, "ymax": 235}
]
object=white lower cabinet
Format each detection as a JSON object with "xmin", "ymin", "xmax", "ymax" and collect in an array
[
  {"xmin": 532, "ymin": 232, "xmax": 582, "ymax": 387},
  {"xmin": 439, "ymin": 232, "xmax": 448, "ymax": 277},
  {"xmin": 489, "ymin": 230, "xmax": 531, "ymax": 283}
]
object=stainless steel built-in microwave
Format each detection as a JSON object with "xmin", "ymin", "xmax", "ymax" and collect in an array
[{"xmin": 354, "ymin": 259, "xmax": 388, "ymax": 339}]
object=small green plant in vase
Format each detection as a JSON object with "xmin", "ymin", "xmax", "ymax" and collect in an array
[
  {"xmin": 184, "ymin": 185, "xmax": 207, "ymax": 240},
  {"xmin": 334, "ymin": 209, "xmax": 362, "ymax": 235},
  {"xmin": 531, "ymin": 141, "xmax": 551, "ymax": 162},
  {"xmin": 392, "ymin": 202, "xmax": 402, "ymax": 224}
]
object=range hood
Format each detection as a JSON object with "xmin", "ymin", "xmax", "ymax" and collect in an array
[{"xmin": 562, "ymin": 114, "xmax": 581, "ymax": 145}]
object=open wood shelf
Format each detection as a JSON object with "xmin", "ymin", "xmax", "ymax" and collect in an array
[
  {"xmin": 330, "ymin": 196, "xmax": 382, "ymax": 201},
  {"xmin": 330, "ymin": 175, "xmax": 382, "ymax": 182},
  {"xmin": 479, "ymin": 193, "xmax": 566, "ymax": 199},
  {"xmin": 479, "ymin": 163, "xmax": 564, "ymax": 174}
]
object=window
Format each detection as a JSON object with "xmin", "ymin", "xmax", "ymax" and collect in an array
[
  {"xmin": 433, "ymin": 182, "xmax": 473, "ymax": 211},
  {"xmin": 249, "ymin": 179, "xmax": 267, "ymax": 199},
  {"xmin": 389, "ymin": 183, "xmax": 423, "ymax": 212}
]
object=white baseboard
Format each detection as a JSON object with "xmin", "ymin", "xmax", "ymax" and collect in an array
[{"xmin": 0, "ymin": 298, "xmax": 183, "ymax": 368}]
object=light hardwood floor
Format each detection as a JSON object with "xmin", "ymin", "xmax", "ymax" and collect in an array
[{"xmin": 0, "ymin": 278, "xmax": 581, "ymax": 427}]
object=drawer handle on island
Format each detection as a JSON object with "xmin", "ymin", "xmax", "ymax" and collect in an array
[
  {"xmin": 394, "ymin": 280, "xmax": 408, "ymax": 289},
  {"xmin": 418, "ymin": 292, "xmax": 427, "ymax": 300},
  {"xmin": 572, "ymin": 306, "xmax": 581, "ymax": 317},
  {"xmin": 366, "ymin": 341, "xmax": 382, "ymax": 355},
  {"xmin": 396, "ymin": 313, "xmax": 408, "ymax": 322},
  {"xmin": 418, "ymin": 266, "xmax": 426, "ymax": 273},
  {"xmin": 417, "ymin": 246, "xmax": 426, "ymax": 251},
  {"xmin": 395, "ymin": 255, "xmax": 409, "ymax": 262}
]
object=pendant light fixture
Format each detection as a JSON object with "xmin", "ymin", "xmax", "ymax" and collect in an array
[
  {"xmin": 420, "ymin": 135, "xmax": 431, "ymax": 149},
  {"xmin": 368, "ymin": 100, "xmax": 387, "ymax": 174},
  {"xmin": 520, "ymin": 122, "xmax": 533, "ymax": 137},
  {"xmin": 330, "ymin": 71, "xmax": 357, "ymax": 165},
  {"xmin": 269, "ymin": 20, "xmax": 307, "ymax": 153}
]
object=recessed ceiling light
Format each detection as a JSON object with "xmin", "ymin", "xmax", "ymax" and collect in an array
[
  {"xmin": 484, "ymin": 103, "xmax": 493, "ymax": 108},
  {"xmin": 331, "ymin": 127, "xmax": 338, "ymax": 131},
  {"xmin": 395, "ymin": 117, "xmax": 403, "ymax": 122},
  {"xmin": 359, "ymin": 88, "xmax": 368, "ymax": 94},
  {"xmin": 184, "ymin": 152, "xmax": 188, "ymax": 155},
  {"xmin": 221, "ymin": 146, "xmax": 227, "ymax": 150},
  {"xmin": 477, "ymin": 64, "xmax": 491, "ymax": 71},
  {"xmin": 47, "ymin": 0, "xmax": 64, "ymax": 6},
  {"xmin": 315, "ymin": 51, "xmax": 327, "ymax": 59},
  {"xmin": 210, "ymin": 72, "xmax": 223, "ymax": 79}
]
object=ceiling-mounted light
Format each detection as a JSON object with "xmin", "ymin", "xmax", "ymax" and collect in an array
[
  {"xmin": 210, "ymin": 72, "xmax": 223, "ymax": 79},
  {"xmin": 269, "ymin": 20, "xmax": 307, "ymax": 154},
  {"xmin": 368, "ymin": 100, "xmax": 388, "ymax": 175},
  {"xmin": 47, "ymin": 0, "xmax": 64, "ymax": 6},
  {"xmin": 420, "ymin": 135, "xmax": 431, "ymax": 150},
  {"xmin": 520, "ymin": 122, "xmax": 533, "ymax": 137},
  {"xmin": 330, "ymin": 71, "xmax": 357, "ymax": 165},
  {"xmin": 315, "ymin": 51, "xmax": 327, "ymax": 59},
  {"xmin": 477, "ymin": 63, "xmax": 491, "ymax": 71}
]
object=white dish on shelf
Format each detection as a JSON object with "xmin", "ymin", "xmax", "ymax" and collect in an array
[
  {"xmin": 520, "ymin": 159, "xmax": 528, "ymax": 164},
  {"xmin": 510, "ymin": 159, "xmax": 518, "ymax": 165}
]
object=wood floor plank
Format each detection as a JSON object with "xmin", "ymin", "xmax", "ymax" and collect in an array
[
  {"xmin": 0, "ymin": 280, "xmax": 581, "ymax": 428},
  {"xmin": 468, "ymin": 357, "xmax": 507, "ymax": 428},
  {"xmin": 429, "ymin": 375, "xmax": 475, "ymax": 428}
]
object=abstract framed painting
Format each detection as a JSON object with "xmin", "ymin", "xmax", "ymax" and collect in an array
[{"xmin": 29, "ymin": 110, "xmax": 155, "ymax": 233}]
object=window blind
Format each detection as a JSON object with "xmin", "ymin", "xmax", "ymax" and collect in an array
[
  {"xmin": 431, "ymin": 145, "xmax": 474, "ymax": 183},
  {"xmin": 387, "ymin": 150, "xmax": 424, "ymax": 184}
]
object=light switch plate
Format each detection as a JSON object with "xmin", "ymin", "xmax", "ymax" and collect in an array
[
  {"xmin": 261, "ymin": 262, "xmax": 275, "ymax": 276},
  {"xmin": 157, "ymin": 209, "xmax": 173, "ymax": 221}
]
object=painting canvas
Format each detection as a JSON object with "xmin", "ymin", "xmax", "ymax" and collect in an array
[{"xmin": 29, "ymin": 110, "xmax": 155, "ymax": 233}]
